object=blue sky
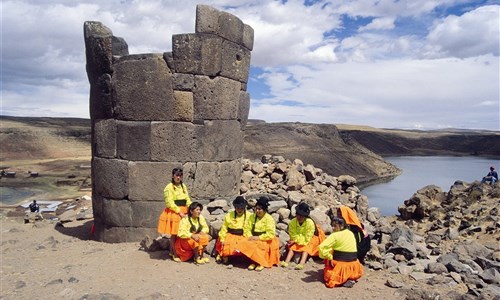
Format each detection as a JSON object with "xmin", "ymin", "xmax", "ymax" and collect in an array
[{"xmin": 1, "ymin": 0, "xmax": 499, "ymax": 130}]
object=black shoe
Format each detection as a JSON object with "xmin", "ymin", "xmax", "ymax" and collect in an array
[{"xmin": 343, "ymin": 280, "xmax": 356, "ymax": 288}]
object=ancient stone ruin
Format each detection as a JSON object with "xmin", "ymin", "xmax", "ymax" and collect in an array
[{"xmin": 84, "ymin": 5, "xmax": 254, "ymax": 242}]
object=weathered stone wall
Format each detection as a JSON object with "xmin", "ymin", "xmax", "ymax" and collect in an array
[{"xmin": 84, "ymin": 5, "xmax": 254, "ymax": 242}]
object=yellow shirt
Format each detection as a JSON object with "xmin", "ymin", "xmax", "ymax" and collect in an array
[
  {"xmin": 177, "ymin": 215, "xmax": 209, "ymax": 239},
  {"xmin": 244, "ymin": 213, "xmax": 276, "ymax": 241},
  {"xmin": 318, "ymin": 229, "xmax": 357, "ymax": 260},
  {"xmin": 163, "ymin": 182, "xmax": 191, "ymax": 213},
  {"xmin": 218, "ymin": 210, "xmax": 250, "ymax": 242},
  {"xmin": 288, "ymin": 217, "xmax": 315, "ymax": 246}
]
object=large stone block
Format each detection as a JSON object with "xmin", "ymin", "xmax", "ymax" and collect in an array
[
  {"xmin": 172, "ymin": 73, "xmax": 194, "ymax": 91},
  {"xmin": 193, "ymin": 76, "xmax": 240, "ymax": 120},
  {"xmin": 128, "ymin": 161, "xmax": 181, "ymax": 201},
  {"xmin": 191, "ymin": 160, "xmax": 241, "ymax": 199},
  {"xmin": 172, "ymin": 91, "xmax": 194, "ymax": 122},
  {"xmin": 94, "ymin": 118, "xmax": 116, "ymax": 158},
  {"xmin": 116, "ymin": 121, "xmax": 151, "ymax": 161},
  {"xmin": 238, "ymin": 91, "xmax": 250, "ymax": 130},
  {"xmin": 196, "ymin": 120, "xmax": 244, "ymax": 161},
  {"xmin": 172, "ymin": 34, "xmax": 222, "ymax": 76},
  {"xmin": 102, "ymin": 198, "xmax": 163, "ymax": 227},
  {"xmin": 112, "ymin": 54, "xmax": 174, "ymax": 120},
  {"xmin": 90, "ymin": 73, "xmax": 113, "ymax": 120},
  {"xmin": 242, "ymin": 24, "xmax": 254, "ymax": 51},
  {"xmin": 83, "ymin": 21, "xmax": 113, "ymax": 84},
  {"xmin": 92, "ymin": 157, "xmax": 128, "ymax": 199},
  {"xmin": 195, "ymin": 5, "xmax": 219, "ymax": 34},
  {"xmin": 150, "ymin": 122, "xmax": 201, "ymax": 162},
  {"xmin": 94, "ymin": 225, "xmax": 158, "ymax": 243},
  {"xmin": 221, "ymin": 39, "xmax": 251, "ymax": 83},
  {"xmin": 218, "ymin": 11, "xmax": 244, "ymax": 45}
]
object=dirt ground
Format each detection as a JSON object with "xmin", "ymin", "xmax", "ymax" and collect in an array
[{"xmin": 0, "ymin": 216, "xmax": 413, "ymax": 300}]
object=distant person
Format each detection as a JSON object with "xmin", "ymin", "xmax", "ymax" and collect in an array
[
  {"xmin": 215, "ymin": 196, "xmax": 250, "ymax": 264},
  {"xmin": 157, "ymin": 167, "xmax": 191, "ymax": 262},
  {"xmin": 174, "ymin": 202, "xmax": 211, "ymax": 264},
  {"xmin": 319, "ymin": 217, "xmax": 364, "ymax": 288},
  {"xmin": 240, "ymin": 196, "xmax": 280, "ymax": 271},
  {"xmin": 281, "ymin": 202, "xmax": 325, "ymax": 270},
  {"xmin": 481, "ymin": 166, "xmax": 498, "ymax": 184},
  {"xmin": 29, "ymin": 200, "xmax": 40, "ymax": 213}
]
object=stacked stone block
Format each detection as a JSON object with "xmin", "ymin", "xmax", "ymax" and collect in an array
[{"xmin": 84, "ymin": 5, "xmax": 253, "ymax": 242}]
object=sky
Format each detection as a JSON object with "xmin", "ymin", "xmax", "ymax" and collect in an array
[{"xmin": 1, "ymin": 0, "xmax": 499, "ymax": 130}]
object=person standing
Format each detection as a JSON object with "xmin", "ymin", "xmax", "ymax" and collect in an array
[
  {"xmin": 215, "ymin": 196, "xmax": 250, "ymax": 264},
  {"xmin": 481, "ymin": 166, "xmax": 498, "ymax": 184},
  {"xmin": 157, "ymin": 167, "xmax": 191, "ymax": 262},
  {"xmin": 174, "ymin": 202, "xmax": 211, "ymax": 264},
  {"xmin": 319, "ymin": 217, "xmax": 364, "ymax": 288},
  {"xmin": 240, "ymin": 196, "xmax": 280, "ymax": 271},
  {"xmin": 281, "ymin": 202, "xmax": 325, "ymax": 270}
]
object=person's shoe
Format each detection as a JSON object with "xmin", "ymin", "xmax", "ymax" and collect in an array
[
  {"xmin": 222, "ymin": 256, "xmax": 229, "ymax": 264},
  {"xmin": 294, "ymin": 264, "xmax": 304, "ymax": 270},
  {"xmin": 215, "ymin": 254, "xmax": 222, "ymax": 263},
  {"xmin": 202, "ymin": 257, "xmax": 210, "ymax": 263},
  {"xmin": 247, "ymin": 264, "xmax": 256, "ymax": 270},
  {"xmin": 343, "ymin": 280, "xmax": 356, "ymax": 288},
  {"xmin": 280, "ymin": 261, "xmax": 289, "ymax": 268},
  {"xmin": 255, "ymin": 265, "xmax": 264, "ymax": 272},
  {"xmin": 172, "ymin": 256, "xmax": 181, "ymax": 262},
  {"xmin": 195, "ymin": 258, "xmax": 205, "ymax": 265}
]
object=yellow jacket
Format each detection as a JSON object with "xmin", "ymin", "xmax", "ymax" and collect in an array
[
  {"xmin": 218, "ymin": 210, "xmax": 251, "ymax": 242},
  {"xmin": 244, "ymin": 213, "xmax": 276, "ymax": 241},
  {"xmin": 318, "ymin": 229, "xmax": 357, "ymax": 260},
  {"xmin": 163, "ymin": 182, "xmax": 191, "ymax": 213},
  {"xmin": 288, "ymin": 217, "xmax": 315, "ymax": 246},
  {"xmin": 177, "ymin": 215, "xmax": 209, "ymax": 239}
]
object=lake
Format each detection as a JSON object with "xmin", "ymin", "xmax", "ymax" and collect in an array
[{"xmin": 361, "ymin": 156, "xmax": 500, "ymax": 216}]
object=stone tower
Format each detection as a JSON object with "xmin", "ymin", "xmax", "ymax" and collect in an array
[{"xmin": 84, "ymin": 5, "xmax": 253, "ymax": 242}]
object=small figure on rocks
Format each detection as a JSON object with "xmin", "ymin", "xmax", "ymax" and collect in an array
[
  {"xmin": 24, "ymin": 200, "xmax": 43, "ymax": 223},
  {"xmin": 281, "ymin": 202, "xmax": 325, "ymax": 270},
  {"xmin": 157, "ymin": 167, "xmax": 191, "ymax": 262},
  {"xmin": 481, "ymin": 166, "xmax": 498, "ymax": 184},
  {"xmin": 241, "ymin": 196, "xmax": 280, "ymax": 272},
  {"xmin": 337, "ymin": 205, "xmax": 371, "ymax": 264},
  {"xmin": 319, "ymin": 217, "xmax": 364, "ymax": 288},
  {"xmin": 29, "ymin": 200, "xmax": 40, "ymax": 213},
  {"xmin": 174, "ymin": 202, "xmax": 211, "ymax": 265},
  {"xmin": 215, "ymin": 196, "xmax": 250, "ymax": 264}
]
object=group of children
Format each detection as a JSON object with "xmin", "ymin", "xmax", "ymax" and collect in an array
[{"xmin": 157, "ymin": 167, "xmax": 367, "ymax": 288}]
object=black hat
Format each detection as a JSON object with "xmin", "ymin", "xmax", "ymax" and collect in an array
[
  {"xmin": 172, "ymin": 167, "xmax": 183, "ymax": 175},
  {"xmin": 256, "ymin": 196, "xmax": 270, "ymax": 210},
  {"xmin": 233, "ymin": 196, "xmax": 247, "ymax": 209},
  {"xmin": 295, "ymin": 202, "xmax": 310, "ymax": 217}
]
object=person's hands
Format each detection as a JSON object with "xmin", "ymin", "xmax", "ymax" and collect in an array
[
  {"xmin": 249, "ymin": 236, "xmax": 259, "ymax": 241},
  {"xmin": 179, "ymin": 212, "xmax": 186, "ymax": 218},
  {"xmin": 191, "ymin": 234, "xmax": 199, "ymax": 241},
  {"xmin": 287, "ymin": 240, "xmax": 295, "ymax": 246}
]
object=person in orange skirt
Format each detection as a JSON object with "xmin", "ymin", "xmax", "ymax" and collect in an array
[
  {"xmin": 240, "ymin": 196, "xmax": 280, "ymax": 272},
  {"xmin": 174, "ymin": 202, "xmax": 211, "ymax": 264},
  {"xmin": 157, "ymin": 167, "xmax": 191, "ymax": 262},
  {"xmin": 319, "ymin": 217, "xmax": 364, "ymax": 288},
  {"xmin": 337, "ymin": 205, "xmax": 370, "ymax": 264},
  {"xmin": 281, "ymin": 202, "xmax": 325, "ymax": 270},
  {"xmin": 215, "ymin": 196, "xmax": 250, "ymax": 264}
]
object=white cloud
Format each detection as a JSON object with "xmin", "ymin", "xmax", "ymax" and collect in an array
[{"xmin": 359, "ymin": 17, "xmax": 396, "ymax": 31}]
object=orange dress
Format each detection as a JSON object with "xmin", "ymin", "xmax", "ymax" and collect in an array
[
  {"xmin": 288, "ymin": 217, "xmax": 326, "ymax": 256},
  {"xmin": 215, "ymin": 210, "xmax": 250, "ymax": 257},
  {"xmin": 157, "ymin": 182, "xmax": 191, "ymax": 235},
  {"xmin": 174, "ymin": 215, "xmax": 210, "ymax": 262}
]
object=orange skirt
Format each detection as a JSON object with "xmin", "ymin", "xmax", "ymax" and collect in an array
[
  {"xmin": 238, "ymin": 237, "xmax": 280, "ymax": 268},
  {"xmin": 215, "ymin": 234, "xmax": 247, "ymax": 257},
  {"xmin": 174, "ymin": 234, "xmax": 210, "ymax": 262},
  {"xmin": 323, "ymin": 259, "xmax": 364, "ymax": 288},
  {"xmin": 157, "ymin": 206, "xmax": 188, "ymax": 235},
  {"xmin": 289, "ymin": 225, "xmax": 326, "ymax": 257}
]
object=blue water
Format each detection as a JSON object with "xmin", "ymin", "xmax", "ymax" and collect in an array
[
  {"xmin": 361, "ymin": 156, "xmax": 500, "ymax": 216},
  {"xmin": 0, "ymin": 187, "xmax": 35, "ymax": 205}
]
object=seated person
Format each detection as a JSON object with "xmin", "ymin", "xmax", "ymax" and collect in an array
[
  {"xmin": 174, "ymin": 202, "xmax": 211, "ymax": 265},
  {"xmin": 337, "ymin": 205, "xmax": 371, "ymax": 264},
  {"xmin": 481, "ymin": 166, "xmax": 498, "ymax": 184},
  {"xmin": 29, "ymin": 200, "xmax": 40, "ymax": 213},
  {"xmin": 240, "ymin": 196, "xmax": 280, "ymax": 272},
  {"xmin": 281, "ymin": 202, "xmax": 325, "ymax": 270},
  {"xmin": 319, "ymin": 217, "xmax": 364, "ymax": 288},
  {"xmin": 215, "ymin": 196, "xmax": 250, "ymax": 264}
]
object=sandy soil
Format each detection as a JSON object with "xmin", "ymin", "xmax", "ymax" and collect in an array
[{"xmin": 1, "ymin": 216, "xmax": 409, "ymax": 300}]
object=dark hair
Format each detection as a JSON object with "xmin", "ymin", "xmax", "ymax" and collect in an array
[
  {"xmin": 233, "ymin": 196, "xmax": 247, "ymax": 209},
  {"xmin": 188, "ymin": 202, "xmax": 203, "ymax": 217},
  {"xmin": 171, "ymin": 167, "xmax": 185, "ymax": 192},
  {"xmin": 331, "ymin": 216, "xmax": 346, "ymax": 229},
  {"xmin": 255, "ymin": 196, "xmax": 269, "ymax": 212}
]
